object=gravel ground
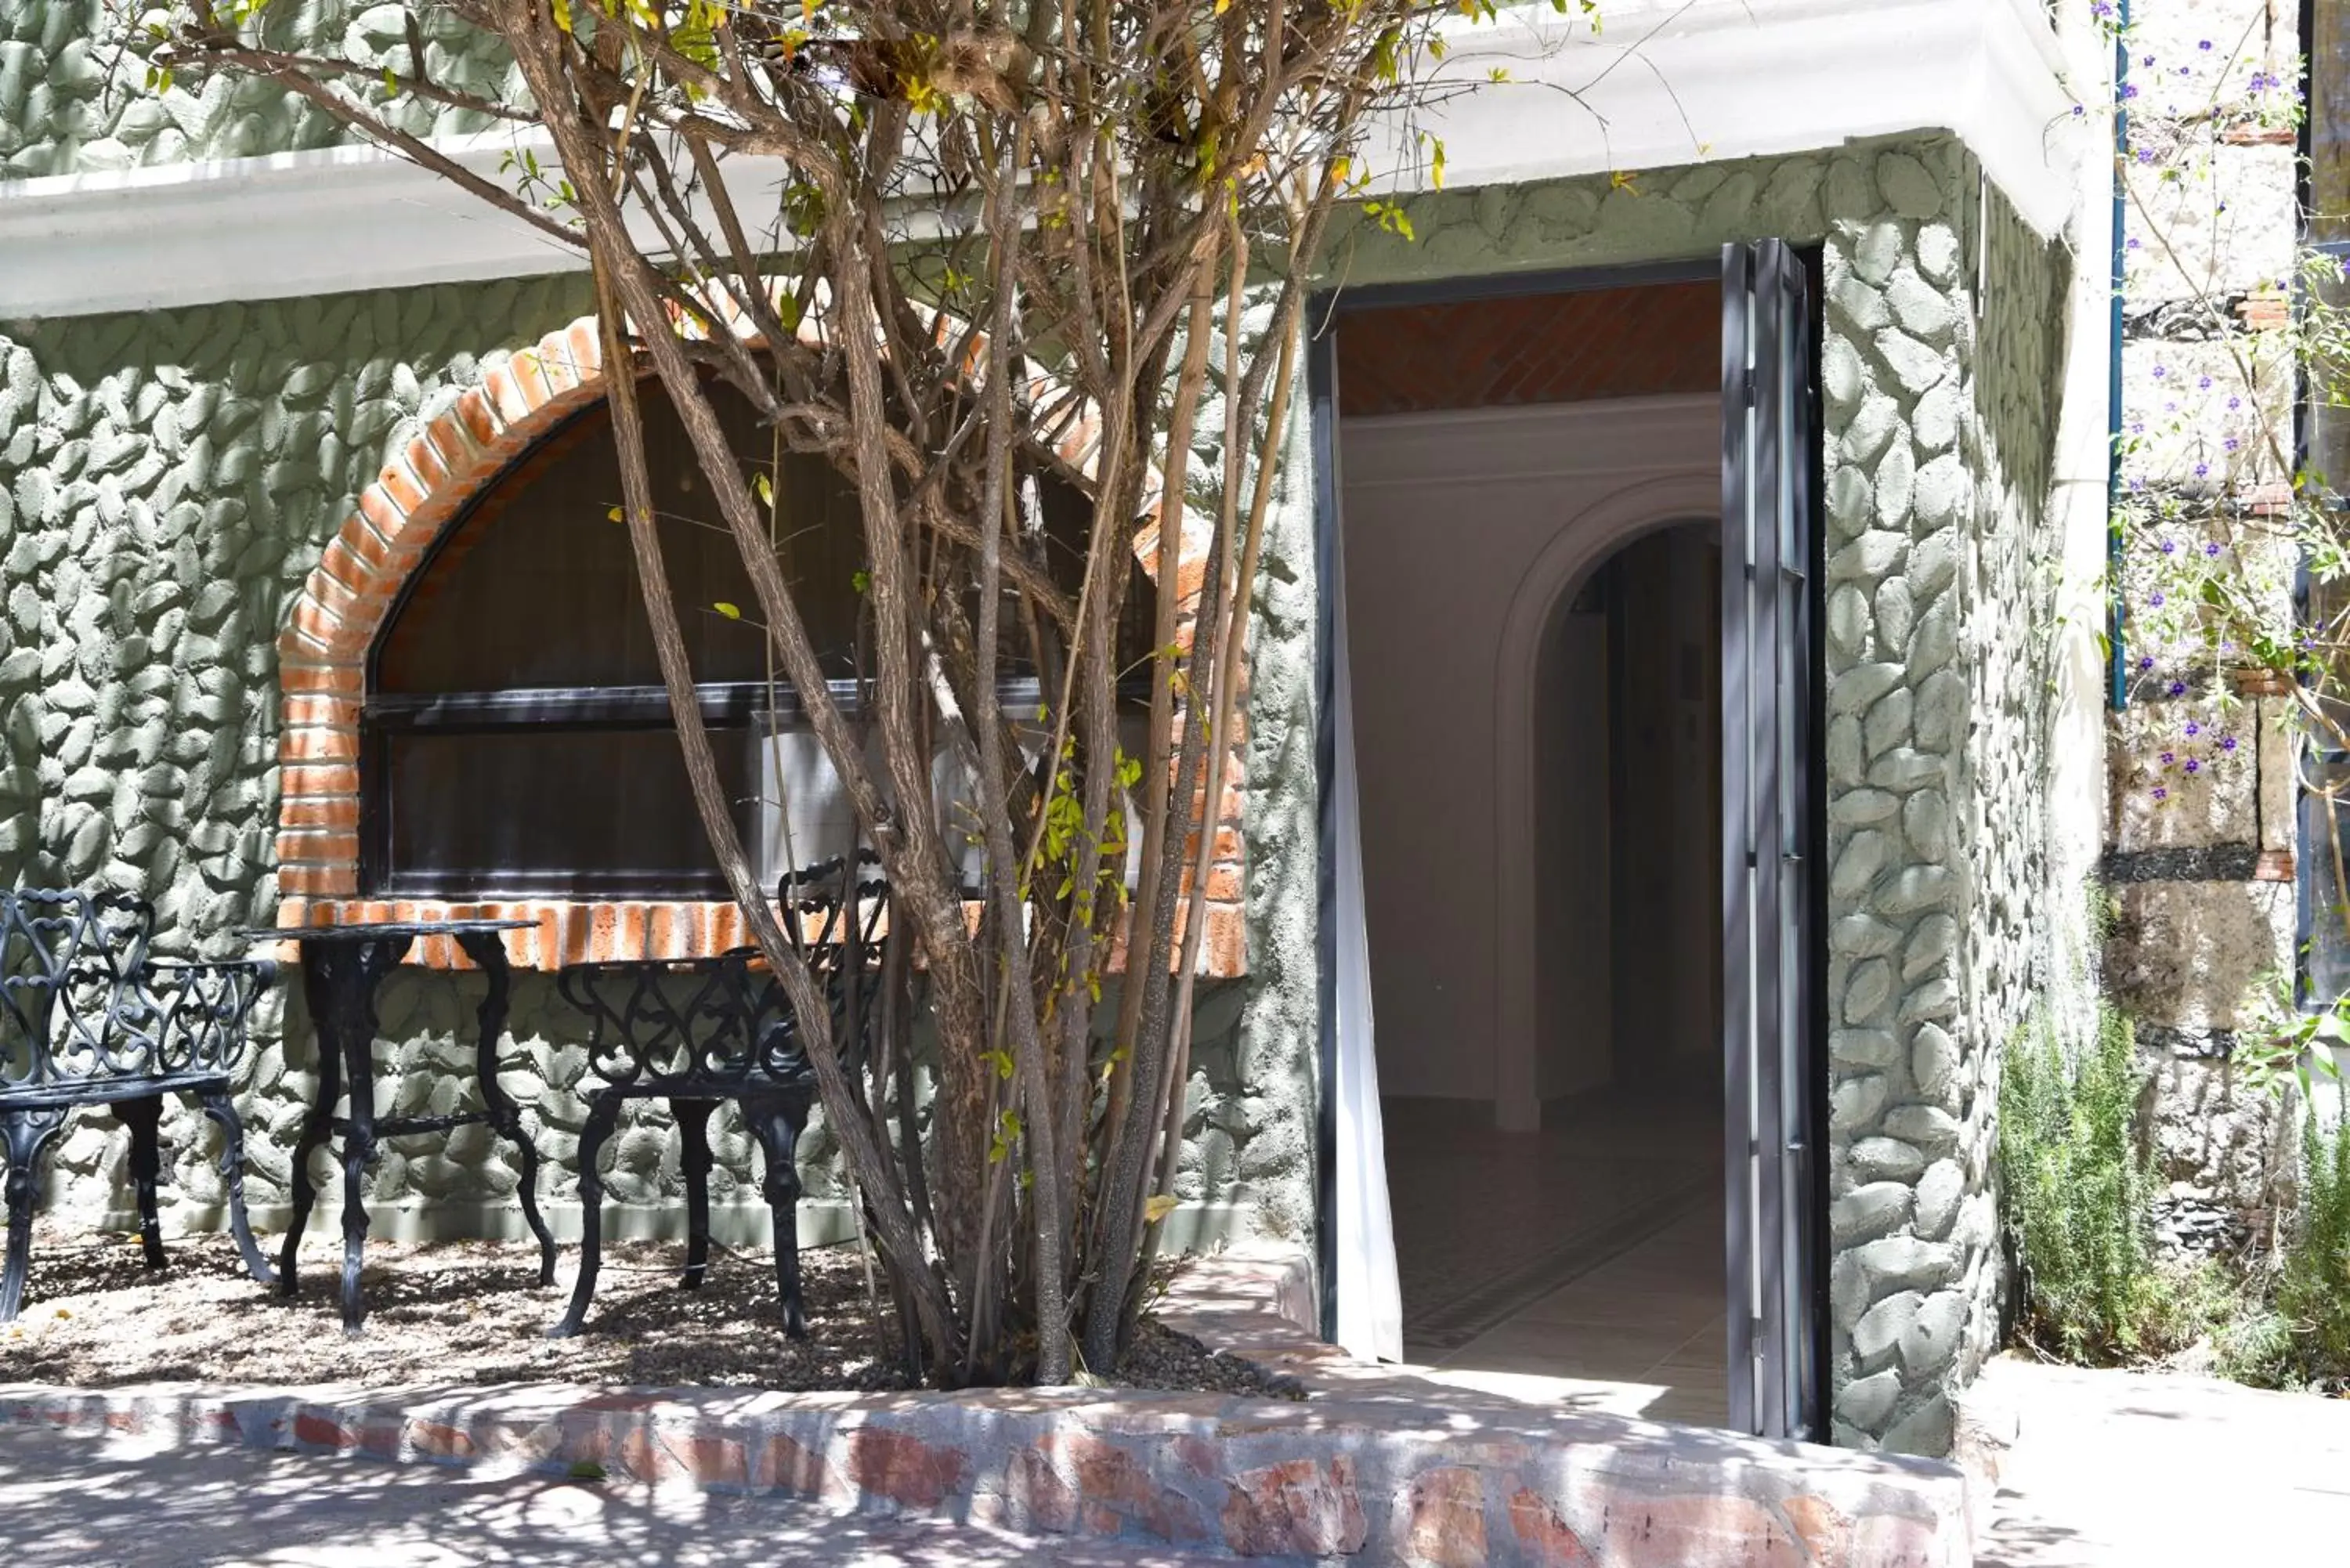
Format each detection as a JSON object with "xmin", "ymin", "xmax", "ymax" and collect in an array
[{"xmin": 0, "ymin": 1222, "xmax": 1295, "ymax": 1399}]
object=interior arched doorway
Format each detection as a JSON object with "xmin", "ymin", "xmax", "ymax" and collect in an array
[{"xmin": 1491, "ymin": 475, "xmax": 1720, "ymax": 1132}]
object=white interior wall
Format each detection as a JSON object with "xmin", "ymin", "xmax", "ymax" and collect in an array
[
  {"xmin": 1535, "ymin": 606, "xmax": 1613, "ymax": 1103},
  {"xmin": 1340, "ymin": 395, "xmax": 1716, "ymax": 1105}
]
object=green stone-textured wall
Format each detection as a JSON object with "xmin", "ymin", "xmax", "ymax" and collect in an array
[
  {"xmin": 0, "ymin": 0, "xmax": 513, "ymax": 178},
  {"xmin": 0, "ymin": 272, "xmax": 1276, "ymax": 1248}
]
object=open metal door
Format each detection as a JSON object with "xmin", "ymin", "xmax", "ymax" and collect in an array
[{"xmin": 1721, "ymin": 240, "xmax": 1825, "ymax": 1441}]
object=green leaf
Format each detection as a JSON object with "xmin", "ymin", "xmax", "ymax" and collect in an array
[
  {"xmin": 753, "ymin": 471, "xmax": 774, "ymax": 507},
  {"xmin": 851, "ymin": 568, "xmax": 871, "ymax": 594},
  {"xmin": 714, "ymin": 602, "xmax": 741, "ymax": 620}
]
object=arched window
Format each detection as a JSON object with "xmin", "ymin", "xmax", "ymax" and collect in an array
[{"xmin": 363, "ymin": 376, "xmax": 1151, "ymax": 899}]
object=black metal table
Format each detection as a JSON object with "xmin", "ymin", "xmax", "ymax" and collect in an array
[{"xmin": 244, "ymin": 919, "xmax": 555, "ymax": 1332}]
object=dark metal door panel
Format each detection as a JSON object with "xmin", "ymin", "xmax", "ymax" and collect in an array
[{"xmin": 1721, "ymin": 240, "xmax": 1824, "ymax": 1442}]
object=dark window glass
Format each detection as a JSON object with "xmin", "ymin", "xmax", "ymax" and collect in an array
[
  {"xmin": 383, "ymin": 728, "xmax": 751, "ymax": 895},
  {"xmin": 376, "ymin": 381, "xmax": 862, "ymax": 693},
  {"xmin": 364, "ymin": 374, "xmax": 1155, "ymax": 900}
]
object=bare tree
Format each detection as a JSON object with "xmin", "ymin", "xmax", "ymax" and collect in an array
[{"xmin": 159, "ymin": 0, "xmax": 1456, "ymax": 1382}]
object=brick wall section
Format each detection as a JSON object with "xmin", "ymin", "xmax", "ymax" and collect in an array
[{"xmin": 269, "ymin": 302, "xmax": 1247, "ymax": 977}]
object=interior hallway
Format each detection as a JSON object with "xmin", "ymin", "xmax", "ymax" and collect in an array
[{"xmin": 1382, "ymin": 1088, "xmax": 1729, "ymax": 1427}]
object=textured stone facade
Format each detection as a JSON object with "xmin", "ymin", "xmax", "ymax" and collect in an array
[
  {"xmin": 0, "ymin": 0, "xmax": 514, "ymax": 179},
  {"xmin": 0, "ymin": 275, "xmax": 1300, "ymax": 1248}
]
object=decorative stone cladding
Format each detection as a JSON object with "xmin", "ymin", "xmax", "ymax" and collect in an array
[
  {"xmin": 0, "ymin": 275, "xmax": 1296, "ymax": 1252},
  {"xmin": 270, "ymin": 298, "xmax": 1246, "ymax": 977},
  {"xmin": 1327, "ymin": 136, "xmax": 2073, "ymax": 1455},
  {"xmin": 2101, "ymin": 0, "xmax": 2304, "ymax": 1256},
  {"xmin": 0, "ymin": 0, "xmax": 517, "ymax": 179}
]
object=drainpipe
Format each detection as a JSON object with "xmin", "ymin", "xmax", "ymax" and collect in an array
[{"xmin": 2108, "ymin": 0, "xmax": 2132, "ymax": 710}]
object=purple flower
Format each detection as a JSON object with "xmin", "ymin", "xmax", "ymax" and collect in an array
[
  {"xmin": 2162, "ymin": 539, "xmax": 2178, "ymax": 554},
  {"xmin": 2199, "ymin": 375, "xmax": 2214, "ymax": 389},
  {"xmin": 2222, "ymin": 735, "xmax": 2240, "ymax": 751},
  {"xmin": 2162, "ymin": 751, "xmax": 2177, "ymax": 764},
  {"xmin": 2205, "ymin": 542, "xmax": 2222, "ymax": 557},
  {"xmin": 2229, "ymin": 396, "xmax": 2243, "ymax": 410},
  {"xmin": 2074, "ymin": 103, "xmax": 2088, "ymax": 117},
  {"xmin": 2150, "ymin": 591, "xmax": 2167, "ymax": 607},
  {"xmin": 2139, "ymin": 655, "xmax": 2157, "ymax": 670},
  {"xmin": 2196, "ymin": 463, "xmax": 2211, "ymax": 479},
  {"xmin": 2186, "ymin": 758, "xmax": 2202, "ymax": 772},
  {"xmin": 2168, "ymin": 680, "xmax": 2188, "ymax": 696},
  {"xmin": 2225, "ymin": 437, "xmax": 2241, "ymax": 452},
  {"xmin": 2153, "ymin": 786, "xmax": 2170, "ymax": 800},
  {"xmin": 2186, "ymin": 721, "xmax": 2202, "ymax": 736},
  {"xmin": 2143, "ymin": 54, "xmax": 2155, "ymax": 67},
  {"xmin": 2122, "ymin": 82, "xmax": 2141, "ymax": 100},
  {"xmin": 2199, "ymin": 39, "xmax": 2214, "ymax": 51},
  {"xmin": 2153, "ymin": 364, "xmax": 2167, "ymax": 378}
]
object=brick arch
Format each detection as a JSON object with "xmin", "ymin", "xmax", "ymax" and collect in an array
[{"xmin": 273, "ymin": 302, "xmax": 1244, "ymax": 974}]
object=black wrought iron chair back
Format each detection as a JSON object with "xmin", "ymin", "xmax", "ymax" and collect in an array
[
  {"xmin": 549, "ymin": 853, "xmax": 888, "ymax": 1339},
  {"xmin": 0, "ymin": 888, "xmax": 277, "ymax": 1322}
]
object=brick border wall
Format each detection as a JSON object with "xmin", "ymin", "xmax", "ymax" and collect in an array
[
  {"xmin": 271, "ymin": 298, "xmax": 1246, "ymax": 974},
  {"xmin": 0, "ymin": 1248, "xmax": 1972, "ymax": 1566}
]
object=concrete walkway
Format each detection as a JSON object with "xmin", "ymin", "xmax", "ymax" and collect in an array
[
  {"xmin": 1965, "ymin": 1355, "xmax": 2350, "ymax": 1566},
  {"xmin": 0, "ymin": 1422, "xmax": 1209, "ymax": 1567}
]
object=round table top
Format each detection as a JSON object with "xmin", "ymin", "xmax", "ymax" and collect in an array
[{"xmin": 241, "ymin": 918, "xmax": 540, "ymax": 943}]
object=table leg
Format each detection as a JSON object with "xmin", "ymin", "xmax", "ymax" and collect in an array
[
  {"xmin": 743, "ymin": 1089, "xmax": 810, "ymax": 1339},
  {"xmin": 454, "ymin": 929, "xmax": 555, "ymax": 1287},
  {"xmin": 116, "ymin": 1095, "xmax": 168, "ymax": 1270},
  {"xmin": 284, "ymin": 937, "xmax": 407, "ymax": 1329},
  {"xmin": 548, "ymin": 1092, "xmax": 622, "ymax": 1339},
  {"xmin": 676, "ymin": 1099, "xmax": 716, "ymax": 1290},
  {"xmin": 338, "ymin": 1010, "xmax": 376, "ymax": 1335},
  {"xmin": 277, "ymin": 949, "xmax": 349, "ymax": 1296}
]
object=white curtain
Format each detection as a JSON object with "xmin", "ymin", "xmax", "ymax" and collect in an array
[{"xmin": 1329, "ymin": 515, "xmax": 1405, "ymax": 1364}]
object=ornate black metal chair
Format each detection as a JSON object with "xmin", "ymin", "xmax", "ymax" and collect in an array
[
  {"xmin": 0, "ymin": 889, "xmax": 277, "ymax": 1322},
  {"xmin": 549, "ymin": 854, "xmax": 885, "ymax": 1339}
]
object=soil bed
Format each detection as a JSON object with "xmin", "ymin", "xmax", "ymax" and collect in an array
[{"xmin": 0, "ymin": 1223, "xmax": 1296, "ymax": 1399}]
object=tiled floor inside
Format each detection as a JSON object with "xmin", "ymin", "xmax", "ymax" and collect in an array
[{"xmin": 1384, "ymin": 1089, "xmax": 1730, "ymax": 1428}]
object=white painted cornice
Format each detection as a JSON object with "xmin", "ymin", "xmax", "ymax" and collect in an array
[
  {"xmin": 0, "ymin": 0, "xmax": 2077, "ymax": 321},
  {"xmin": 1382, "ymin": 0, "xmax": 2079, "ymax": 234}
]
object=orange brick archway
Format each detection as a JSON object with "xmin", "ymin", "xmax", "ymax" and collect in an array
[{"xmin": 272, "ymin": 303, "xmax": 1245, "ymax": 974}]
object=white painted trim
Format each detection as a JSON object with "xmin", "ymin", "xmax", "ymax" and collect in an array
[
  {"xmin": 1386, "ymin": 0, "xmax": 2077, "ymax": 235},
  {"xmin": 0, "ymin": 0, "xmax": 2073, "ymax": 319}
]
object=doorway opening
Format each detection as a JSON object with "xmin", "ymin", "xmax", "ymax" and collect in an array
[{"xmin": 1332, "ymin": 277, "xmax": 1731, "ymax": 1424}]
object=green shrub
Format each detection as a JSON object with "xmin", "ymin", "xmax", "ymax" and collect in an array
[
  {"xmin": 1999, "ymin": 1007, "xmax": 2160, "ymax": 1359},
  {"xmin": 2271, "ymin": 1097, "xmax": 2350, "ymax": 1385}
]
